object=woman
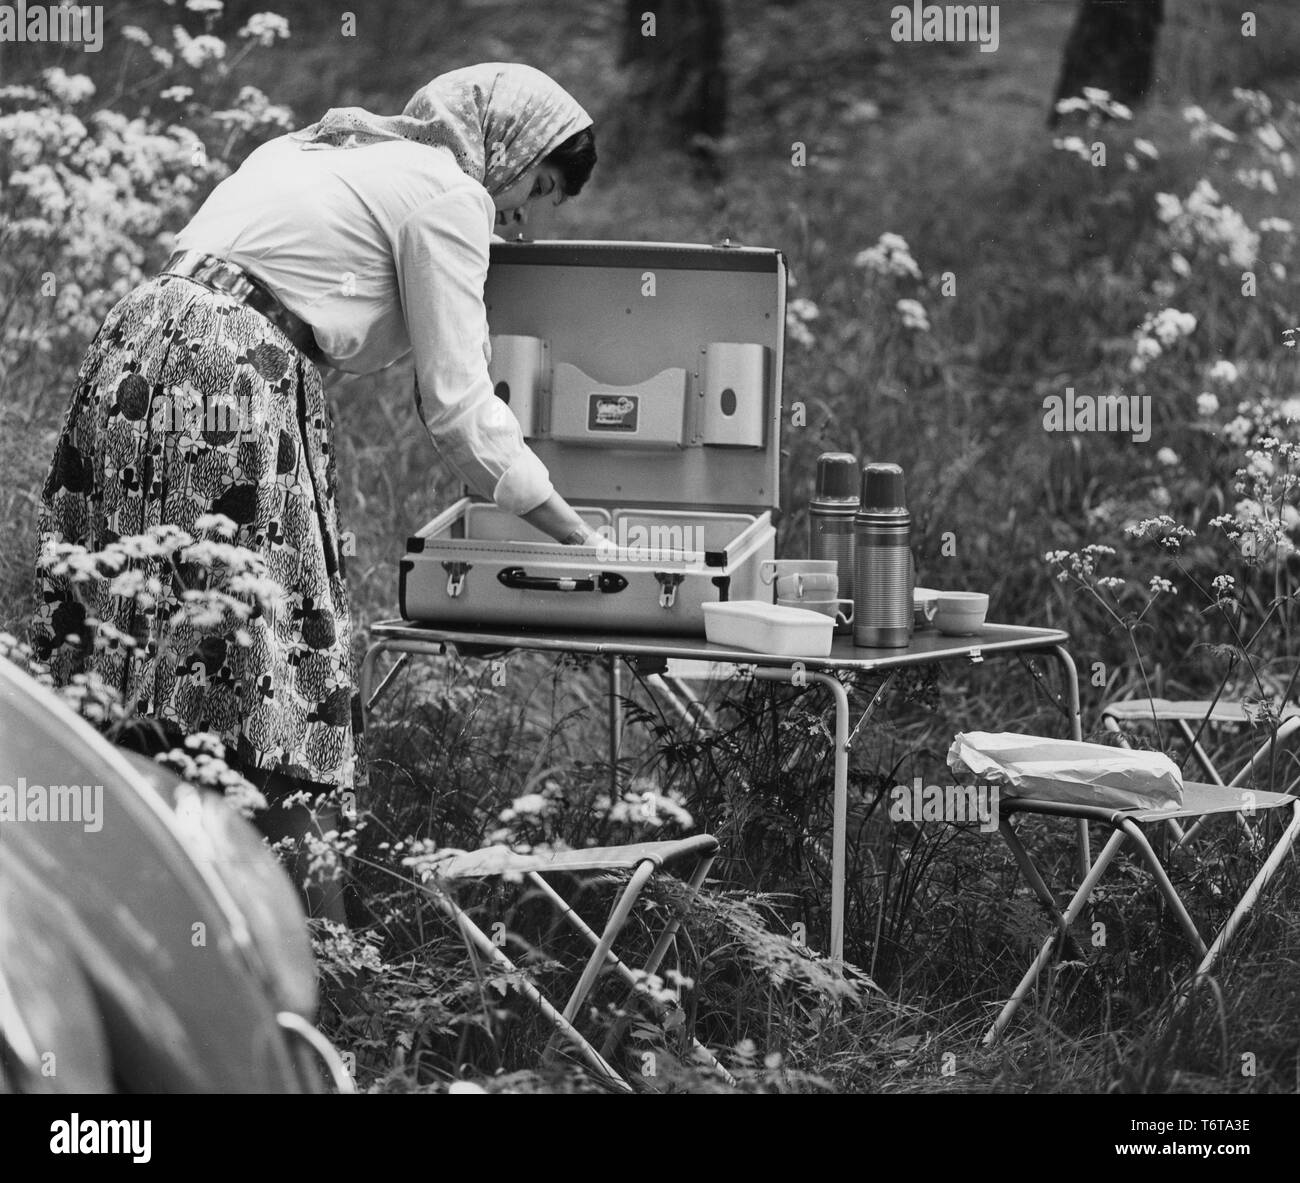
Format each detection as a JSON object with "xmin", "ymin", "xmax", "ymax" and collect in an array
[{"xmin": 31, "ymin": 63, "xmax": 598, "ymax": 921}]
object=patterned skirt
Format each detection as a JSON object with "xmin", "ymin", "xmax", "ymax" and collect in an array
[{"xmin": 30, "ymin": 274, "xmax": 365, "ymax": 792}]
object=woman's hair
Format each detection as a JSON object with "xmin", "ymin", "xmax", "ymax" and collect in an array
[{"xmin": 544, "ymin": 127, "xmax": 597, "ymax": 196}]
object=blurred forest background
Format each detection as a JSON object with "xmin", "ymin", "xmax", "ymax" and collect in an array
[{"xmin": 3, "ymin": 0, "xmax": 1300, "ymax": 1092}]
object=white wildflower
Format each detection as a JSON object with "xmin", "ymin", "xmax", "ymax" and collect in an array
[
  {"xmin": 41, "ymin": 69, "xmax": 95, "ymax": 105},
  {"xmin": 238, "ymin": 13, "xmax": 291, "ymax": 46},
  {"xmin": 1209, "ymin": 359, "xmax": 1239, "ymax": 384},
  {"xmin": 896, "ymin": 298, "xmax": 930, "ymax": 332},
  {"xmin": 854, "ymin": 232, "xmax": 922, "ymax": 280}
]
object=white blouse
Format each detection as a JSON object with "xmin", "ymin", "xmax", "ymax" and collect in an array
[{"xmin": 173, "ymin": 134, "xmax": 553, "ymax": 516}]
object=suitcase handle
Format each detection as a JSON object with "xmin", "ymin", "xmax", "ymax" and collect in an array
[{"xmin": 497, "ymin": 567, "xmax": 628, "ymax": 594}]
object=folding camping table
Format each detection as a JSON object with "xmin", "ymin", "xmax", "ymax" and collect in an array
[{"xmin": 360, "ymin": 619, "xmax": 1084, "ymax": 966}]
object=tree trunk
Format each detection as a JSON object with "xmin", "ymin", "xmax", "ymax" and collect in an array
[
  {"xmin": 619, "ymin": 0, "xmax": 727, "ymax": 175},
  {"xmin": 1049, "ymin": 0, "xmax": 1164, "ymax": 127}
]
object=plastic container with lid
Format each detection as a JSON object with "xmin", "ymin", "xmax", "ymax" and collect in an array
[{"xmin": 702, "ymin": 600, "xmax": 835, "ymax": 657}]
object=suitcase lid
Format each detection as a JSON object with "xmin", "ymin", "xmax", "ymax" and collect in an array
[{"xmin": 484, "ymin": 239, "xmax": 787, "ymax": 513}]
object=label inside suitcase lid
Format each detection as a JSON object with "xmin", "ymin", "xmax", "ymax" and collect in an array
[{"xmin": 483, "ymin": 240, "xmax": 786, "ymax": 513}]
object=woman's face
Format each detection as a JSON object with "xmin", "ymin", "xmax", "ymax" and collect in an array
[{"xmin": 493, "ymin": 163, "xmax": 566, "ymax": 230}]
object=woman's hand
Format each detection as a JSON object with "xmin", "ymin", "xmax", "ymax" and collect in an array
[{"xmin": 520, "ymin": 492, "xmax": 598, "ymax": 545}]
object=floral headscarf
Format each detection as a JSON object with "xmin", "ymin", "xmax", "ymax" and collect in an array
[{"xmin": 290, "ymin": 62, "xmax": 592, "ymax": 199}]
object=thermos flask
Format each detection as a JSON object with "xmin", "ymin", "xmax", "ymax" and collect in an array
[
  {"xmin": 853, "ymin": 462, "xmax": 913, "ymax": 648},
  {"xmin": 809, "ymin": 452, "xmax": 859, "ymax": 633}
]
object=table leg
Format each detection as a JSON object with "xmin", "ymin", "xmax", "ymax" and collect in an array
[
  {"xmin": 1050, "ymin": 644, "xmax": 1091, "ymax": 878},
  {"xmin": 753, "ymin": 668, "xmax": 851, "ymax": 967},
  {"xmin": 609, "ymin": 655, "xmax": 623, "ymax": 797}
]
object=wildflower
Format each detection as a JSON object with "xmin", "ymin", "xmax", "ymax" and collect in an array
[
  {"xmin": 854, "ymin": 232, "xmax": 922, "ymax": 280},
  {"xmin": 1183, "ymin": 105, "xmax": 1237, "ymax": 144},
  {"xmin": 194, "ymin": 512, "xmax": 239, "ymax": 538},
  {"xmin": 785, "ymin": 297, "xmax": 819, "ymax": 348},
  {"xmin": 1151, "ymin": 308, "xmax": 1197, "ymax": 346},
  {"xmin": 505, "ymin": 792, "xmax": 548, "ymax": 817},
  {"xmin": 1053, "ymin": 135, "xmax": 1092, "ymax": 163},
  {"xmin": 174, "ymin": 28, "xmax": 227, "ymax": 68},
  {"xmin": 1131, "ymin": 308, "xmax": 1196, "ymax": 372},
  {"xmin": 1209, "ymin": 359, "xmax": 1239, "ymax": 384},
  {"xmin": 1258, "ymin": 218, "xmax": 1293, "ymax": 234},
  {"xmin": 896, "ymin": 298, "xmax": 930, "ymax": 332},
  {"xmin": 1148, "ymin": 576, "xmax": 1176, "ymax": 595},
  {"xmin": 1170, "ymin": 252, "xmax": 1191, "ymax": 276},
  {"xmin": 1256, "ymin": 124, "xmax": 1285, "ymax": 153},
  {"xmin": 1158, "ymin": 180, "xmax": 1258, "ymax": 269},
  {"xmin": 160, "ymin": 86, "xmax": 194, "ymax": 103},
  {"xmin": 1196, "ymin": 391, "xmax": 1219, "ymax": 416},
  {"xmin": 1126, "ymin": 515, "xmax": 1193, "ymax": 549},
  {"xmin": 41, "ymin": 69, "xmax": 95, "ymax": 105},
  {"xmin": 1236, "ymin": 167, "xmax": 1278, "ymax": 194},
  {"xmin": 1156, "ymin": 447, "xmax": 1179, "ymax": 467},
  {"xmin": 186, "ymin": 0, "xmax": 224, "ymax": 13},
  {"xmin": 1155, "ymin": 193, "xmax": 1182, "ymax": 223},
  {"xmin": 239, "ymin": 13, "xmax": 291, "ymax": 46},
  {"xmin": 1245, "ymin": 451, "xmax": 1275, "ymax": 481},
  {"xmin": 1223, "ymin": 415, "xmax": 1254, "ymax": 446},
  {"xmin": 1211, "ymin": 574, "xmax": 1236, "ymax": 601},
  {"xmin": 629, "ymin": 969, "xmax": 681, "ymax": 1007}
]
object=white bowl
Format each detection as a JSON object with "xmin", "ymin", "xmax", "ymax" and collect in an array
[{"xmin": 934, "ymin": 592, "xmax": 989, "ymax": 636}]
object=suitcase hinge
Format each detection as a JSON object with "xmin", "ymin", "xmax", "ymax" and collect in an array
[
  {"xmin": 442, "ymin": 561, "xmax": 472, "ymax": 597},
  {"xmin": 655, "ymin": 571, "xmax": 685, "ymax": 609}
]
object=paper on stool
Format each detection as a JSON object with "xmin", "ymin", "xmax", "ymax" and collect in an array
[{"xmin": 946, "ymin": 732, "xmax": 1183, "ymax": 811}]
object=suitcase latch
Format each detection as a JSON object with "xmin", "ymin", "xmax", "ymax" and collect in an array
[
  {"xmin": 655, "ymin": 571, "xmax": 685, "ymax": 609},
  {"xmin": 442, "ymin": 561, "xmax": 471, "ymax": 598}
]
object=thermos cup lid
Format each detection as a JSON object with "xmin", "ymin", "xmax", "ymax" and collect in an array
[
  {"xmin": 860, "ymin": 462, "xmax": 907, "ymax": 509},
  {"xmin": 813, "ymin": 452, "xmax": 860, "ymax": 502}
]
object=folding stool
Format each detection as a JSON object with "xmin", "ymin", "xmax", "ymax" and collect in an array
[
  {"xmin": 981, "ymin": 721, "xmax": 1300, "ymax": 1045},
  {"xmin": 417, "ymin": 837, "xmax": 728, "ymax": 1090}
]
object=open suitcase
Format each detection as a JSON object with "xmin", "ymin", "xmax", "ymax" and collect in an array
[{"xmin": 399, "ymin": 240, "xmax": 787, "ymax": 635}]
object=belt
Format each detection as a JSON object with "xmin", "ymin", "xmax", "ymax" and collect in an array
[{"xmin": 161, "ymin": 250, "xmax": 324, "ymax": 365}]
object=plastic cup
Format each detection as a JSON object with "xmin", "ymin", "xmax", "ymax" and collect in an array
[
  {"xmin": 775, "ymin": 571, "xmax": 840, "ymax": 600},
  {"xmin": 759, "ymin": 558, "xmax": 838, "ymax": 586},
  {"xmin": 778, "ymin": 596, "xmax": 854, "ymax": 626}
]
